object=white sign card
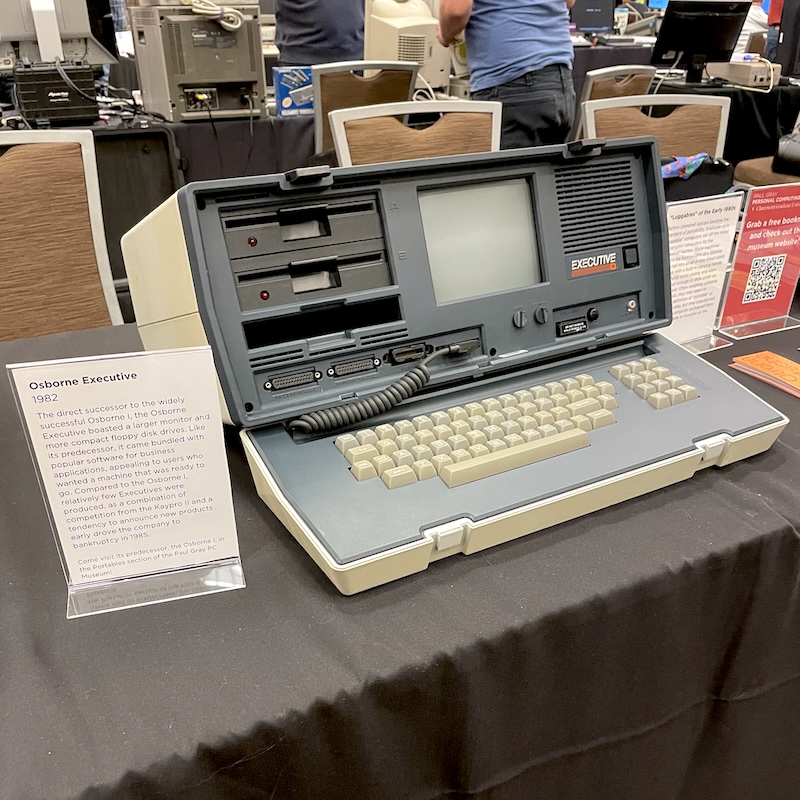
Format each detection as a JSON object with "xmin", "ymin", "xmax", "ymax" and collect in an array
[
  {"xmin": 663, "ymin": 193, "xmax": 743, "ymax": 350},
  {"xmin": 7, "ymin": 347, "xmax": 243, "ymax": 616}
]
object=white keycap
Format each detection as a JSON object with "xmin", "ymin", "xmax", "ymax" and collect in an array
[
  {"xmin": 351, "ymin": 460, "xmax": 377, "ymax": 481},
  {"xmin": 355, "ymin": 429, "xmax": 379, "ymax": 446},
  {"xmin": 374, "ymin": 424, "xmax": 396, "ymax": 441},
  {"xmin": 430, "ymin": 439, "xmax": 452, "ymax": 456},
  {"xmin": 346, "ymin": 444, "xmax": 379, "ymax": 465},
  {"xmin": 382, "ymin": 465, "xmax": 417, "ymax": 489},
  {"xmin": 412, "ymin": 415, "xmax": 433, "ymax": 431},
  {"xmin": 335, "ymin": 434, "xmax": 359, "ymax": 454},
  {"xmin": 391, "ymin": 449, "xmax": 414, "ymax": 467},
  {"xmin": 394, "ymin": 419, "xmax": 415, "ymax": 436},
  {"xmin": 411, "ymin": 444, "xmax": 433, "ymax": 462},
  {"xmin": 412, "ymin": 460, "xmax": 436, "ymax": 480},
  {"xmin": 376, "ymin": 439, "xmax": 398, "ymax": 456}
]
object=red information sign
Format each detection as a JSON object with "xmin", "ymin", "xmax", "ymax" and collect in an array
[{"xmin": 719, "ymin": 184, "xmax": 800, "ymax": 333}]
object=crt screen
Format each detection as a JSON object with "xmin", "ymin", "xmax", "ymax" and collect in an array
[{"xmin": 419, "ymin": 179, "xmax": 541, "ymax": 304}]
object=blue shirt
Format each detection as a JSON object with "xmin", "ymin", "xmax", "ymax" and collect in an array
[
  {"xmin": 465, "ymin": 0, "xmax": 574, "ymax": 92},
  {"xmin": 275, "ymin": 0, "xmax": 364, "ymax": 65}
]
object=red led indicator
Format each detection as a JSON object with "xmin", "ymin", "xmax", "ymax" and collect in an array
[
  {"xmin": 260, "ymin": 290, "xmax": 270, "ymax": 300},
  {"xmin": 247, "ymin": 236, "xmax": 258, "ymax": 247}
]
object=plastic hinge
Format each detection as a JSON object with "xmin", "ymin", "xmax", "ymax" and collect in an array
[
  {"xmin": 278, "ymin": 166, "xmax": 334, "ymax": 191},
  {"xmin": 424, "ymin": 519, "xmax": 470, "ymax": 551},
  {"xmin": 697, "ymin": 434, "xmax": 731, "ymax": 464}
]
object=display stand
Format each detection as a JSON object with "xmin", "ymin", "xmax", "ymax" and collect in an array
[
  {"xmin": 662, "ymin": 192, "xmax": 743, "ymax": 353},
  {"xmin": 718, "ymin": 184, "xmax": 800, "ymax": 340},
  {"xmin": 7, "ymin": 347, "xmax": 244, "ymax": 618}
]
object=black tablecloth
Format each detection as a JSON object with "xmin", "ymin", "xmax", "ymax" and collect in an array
[
  {"xmin": 657, "ymin": 81, "xmax": 800, "ymax": 166},
  {"xmin": 2, "ymin": 325, "xmax": 799, "ymax": 800}
]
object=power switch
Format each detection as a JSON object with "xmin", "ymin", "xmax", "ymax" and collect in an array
[{"xmin": 623, "ymin": 246, "xmax": 639, "ymax": 268}]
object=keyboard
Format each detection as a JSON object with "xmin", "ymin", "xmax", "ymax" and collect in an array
[{"xmin": 334, "ymin": 356, "xmax": 697, "ymax": 490}]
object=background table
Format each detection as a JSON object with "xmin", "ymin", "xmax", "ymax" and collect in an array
[
  {"xmin": 657, "ymin": 81, "xmax": 800, "ymax": 165},
  {"xmin": 2, "ymin": 323, "xmax": 799, "ymax": 800}
]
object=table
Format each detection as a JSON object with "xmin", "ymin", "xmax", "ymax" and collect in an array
[
  {"xmin": 657, "ymin": 81, "xmax": 800, "ymax": 165},
  {"xmin": 2, "ymin": 324, "xmax": 799, "ymax": 799}
]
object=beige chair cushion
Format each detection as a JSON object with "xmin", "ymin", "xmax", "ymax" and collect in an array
[
  {"xmin": 734, "ymin": 156, "xmax": 800, "ymax": 185},
  {"xmin": 0, "ymin": 142, "xmax": 112, "ymax": 342},
  {"xmin": 341, "ymin": 112, "xmax": 495, "ymax": 165}
]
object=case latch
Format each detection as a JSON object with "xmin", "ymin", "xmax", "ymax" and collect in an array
[
  {"xmin": 278, "ymin": 166, "xmax": 334, "ymax": 191},
  {"xmin": 424, "ymin": 519, "xmax": 470, "ymax": 551}
]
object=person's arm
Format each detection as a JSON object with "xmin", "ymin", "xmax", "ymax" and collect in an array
[
  {"xmin": 437, "ymin": 0, "xmax": 473, "ymax": 47},
  {"xmin": 566, "ymin": 0, "xmax": 576, "ymax": 8}
]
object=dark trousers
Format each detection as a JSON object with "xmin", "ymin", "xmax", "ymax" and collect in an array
[{"xmin": 472, "ymin": 64, "xmax": 576, "ymax": 149}]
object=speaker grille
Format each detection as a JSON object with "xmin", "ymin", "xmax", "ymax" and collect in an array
[
  {"xmin": 166, "ymin": 23, "xmax": 186, "ymax": 76},
  {"xmin": 555, "ymin": 159, "xmax": 638, "ymax": 253},
  {"xmin": 398, "ymin": 35, "xmax": 427, "ymax": 65}
]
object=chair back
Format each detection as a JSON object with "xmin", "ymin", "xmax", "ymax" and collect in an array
[
  {"xmin": 0, "ymin": 131, "xmax": 122, "ymax": 341},
  {"xmin": 746, "ymin": 32, "xmax": 767, "ymax": 56},
  {"xmin": 312, "ymin": 61, "xmax": 418, "ymax": 153},
  {"xmin": 329, "ymin": 100, "xmax": 502, "ymax": 167},
  {"xmin": 570, "ymin": 65, "xmax": 656, "ymax": 140},
  {"xmin": 583, "ymin": 93, "xmax": 731, "ymax": 159}
]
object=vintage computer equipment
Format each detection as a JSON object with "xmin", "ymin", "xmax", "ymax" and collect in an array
[
  {"xmin": 572, "ymin": 0, "xmax": 615, "ymax": 37},
  {"xmin": 0, "ymin": 0, "xmax": 117, "ymax": 72},
  {"xmin": 364, "ymin": 0, "xmax": 450, "ymax": 90},
  {"xmin": 120, "ymin": 139, "xmax": 788, "ymax": 595},
  {"xmin": 129, "ymin": 1, "xmax": 267, "ymax": 121},
  {"xmin": 651, "ymin": 0, "xmax": 750, "ymax": 83}
]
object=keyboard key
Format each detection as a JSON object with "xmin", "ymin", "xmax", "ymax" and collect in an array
[
  {"xmin": 609, "ymin": 364, "xmax": 630, "ymax": 380},
  {"xmin": 482, "ymin": 398, "xmax": 502, "ymax": 413},
  {"xmin": 665, "ymin": 375, "xmax": 684, "ymax": 389},
  {"xmin": 486, "ymin": 439, "xmax": 508, "ymax": 452},
  {"xmin": 518, "ymin": 401, "xmax": 538, "ymax": 417},
  {"xmin": 503, "ymin": 433, "xmax": 525, "ymax": 448},
  {"xmin": 351, "ymin": 460, "xmax": 378, "ymax": 481},
  {"xmin": 575, "ymin": 373, "xmax": 594, "ymax": 387},
  {"xmin": 447, "ymin": 406, "xmax": 468, "ymax": 422},
  {"xmin": 595, "ymin": 381, "xmax": 615, "ymax": 396},
  {"xmin": 376, "ymin": 439, "xmax": 398, "ymax": 456},
  {"xmin": 572, "ymin": 414, "xmax": 592, "ymax": 432},
  {"xmin": 356, "ymin": 429, "xmax": 378, "ymax": 446},
  {"xmin": 450, "ymin": 448, "xmax": 472, "ymax": 463},
  {"xmin": 639, "ymin": 370, "xmax": 656, "ymax": 384},
  {"xmin": 382, "ymin": 465, "xmax": 417, "ymax": 489},
  {"xmin": 448, "ymin": 434, "xmax": 469, "ymax": 451},
  {"xmin": 665, "ymin": 388, "xmax": 685, "ymax": 406},
  {"xmin": 567, "ymin": 397, "xmax": 601, "ymax": 416},
  {"xmin": 346, "ymin": 444, "xmax": 380, "ymax": 465},
  {"xmin": 521, "ymin": 428, "xmax": 543, "ymax": 442},
  {"xmin": 396, "ymin": 433, "xmax": 416, "ymax": 451},
  {"xmin": 530, "ymin": 385, "xmax": 549, "ymax": 399},
  {"xmin": 538, "ymin": 424, "xmax": 559, "ymax": 438},
  {"xmin": 372, "ymin": 454, "xmax": 395, "ymax": 476},
  {"xmin": 554, "ymin": 419, "xmax": 575, "ymax": 433},
  {"xmin": 430, "ymin": 439, "xmax": 452, "ymax": 456},
  {"xmin": 485, "ymin": 410, "xmax": 505, "ymax": 427},
  {"xmin": 622, "ymin": 373, "xmax": 643, "ymax": 389},
  {"xmin": 550, "ymin": 393, "xmax": 569, "ymax": 408},
  {"xmin": 394, "ymin": 419, "xmax": 415, "ymax": 436},
  {"xmin": 500, "ymin": 420, "xmax": 522, "ymax": 436},
  {"xmin": 501, "ymin": 406, "xmax": 522, "ymax": 421},
  {"xmin": 597, "ymin": 394, "xmax": 618, "ymax": 410},
  {"xmin": 432, "ymin": 424, "xmax": 454, "ymax": 440},
  {"xmin": 562, "ymin": 377, "xmax": 580, "ymax": 392},
  {"xmin": 587, "ymin": 409, "xmax": 615, "ymax": 429},
  {"xmin": 465, "ymin": 429, "xmax": 488, "ymax": 447},
  {"xmin": 565, "ymin": 389, "xmax": 585, "ymax": 403},
  {"xmin": 533, "ymin": 410, "xmax": 555, "ymax": 427},
  {"xmin": 374, "ymin": 424, "xmax": 396, "ymax": 441},
  {"xmin": 412, "ymin": 460, "xmax": 437, "ymax": 480},
  {"xmin": 439, "ymin": 428, "xmax": 590, "ymax": 488},
  {"xmin": 412, "ymin": 415, "xmax": 433, "ymax": 431},
  {"xmin": 451, "ymin": 419, "xmax": 471, "ymax": 437},
  {"xmin": 411, "ymin": 444, "xmax": 433, "ymax": 462},
  {"xmin": 651, "ymin": 379, "xmax": 670, "ymax": 394},
  {"xmin": 647, "ymin": 392, "xmax": 670, "ymax": 410},
  {"xmin": 430, "ymin": 411, "xmax": 451, "ymax": 427},
  {"xmin": 551, "ymin": 406, "xmax": 571, "ymax": 422},
  {"xmin": 625, "ymin": 361, "xmax": 643, "ymax": 374},
  {"xmin": 514, "ymin": 390, "xmax": 533, "ymax": 404},
  {"xmin": 679, "ymin": 384, "xmax": 699, "ymax": 401},
  {"xmin": 640, "ymin": 357, "xmax": 658, "ymax": 370},
  {"xmin": 498, "ymin": 393, "xmax": 518, "ymax": 407},
  {"xmin": 483, "ymin": 424, "xmax": 504, "ymax": 441},
  {"xmin": 583, "ymin": 385, "xmax": 600, "ymax": 399},
  {"xmin": 413, "ymin": 429, "xmax": 436, "ymax": 446},
  {"xmin": 653, "ymin": 366, "xmax": 671, "ymax": 380},
  {"xmin": 431, "ymin": 454, "xmax": 454, "ymax": 474},
  {"xmin": 335, "ymin": 434, "xmax": 359, "ymax": 454},
  {"xmin": 634, "ymin": 382, "xmax": 655, "ymax": 400},
  {"xmin": 464, "ymin": 402, "xmax": 484, "ymax": 417},
  {"xmin": 518, "ymin": 415, "xmax": 538, "ymax": 431},
  {"xmin": 392, "ymin": 449, "xmax": 414, "ymax": 467},
  {"xmin": 546, "ymin": 381, "xmax": 565, "ymax": 395},
  {"xmin": 468, "ymin": 443, "xmax": 491, "ymax": 459}
]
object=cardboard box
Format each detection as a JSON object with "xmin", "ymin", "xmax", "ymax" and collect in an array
[{"xmin": 272, "ymin": 66, "xmax": 314, "ymax": 117}]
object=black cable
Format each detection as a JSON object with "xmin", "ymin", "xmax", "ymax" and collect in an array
[
  {"xmin": 204, "ymin": 100, "xmax": 224, "ymax": 176},
  {"xmin": 10, "ymin": 81, "xmax": 32, "ymax": 128},
  {"xmin": 54, "ymin": 58, "xmax": 97, "ymax": 103},
  {"xmin": 243, "ymin": 93, "xmax": 256, "ymax": 174},
  {"xmin": 287, "ymin": 342, "xmax": 479, "ymax": 435}
]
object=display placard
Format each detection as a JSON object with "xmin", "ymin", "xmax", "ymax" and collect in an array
[
  {"xmin": 7, "ymin": 347, "xmax": 244, "ymax": 617},
  {"xmin": 718, "ymin": 184, "xmax": 800, "ymax": 338},
  {"xmin": 663, "ymin": 193, "xmax": 742, "ymax": 352}
]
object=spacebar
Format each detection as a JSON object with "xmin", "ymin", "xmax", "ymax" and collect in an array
[{"xmin": 439, "ymin": 429, "xmax": 591, "ymax": 488}]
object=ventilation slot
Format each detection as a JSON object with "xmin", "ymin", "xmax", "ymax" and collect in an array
[
  {"xmin": 555, "ymin": 160, "xmax": 638, "ymax": 253},
  {"xmin": 398, "ymin": 35, "xmax": 427, "ymax": 64},
  {"xmin": 166, "ymin": 23, "xmax": 186, "ymax": 76},
  {"xmin": 360, "ymin": 327, "xmax": 408, "ymax": 346},
  {"xmin": 249, "ymin": 348, "xmax": 305, "ymax": 368},
  {"xmin": 248, "ymin": 33, "xmax": 257, "ymax": 73},
  {"xmin": 135, "ymin": 8, "xmax": 158, "ymax": 25}
]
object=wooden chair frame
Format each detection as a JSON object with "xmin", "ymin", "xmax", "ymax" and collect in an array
[
  {"xmin": 328, "ymin": 100, "xmax": 502, "ymax": 167},
  {"xmin": 583, "ymin": 93, "xmax": 731, "ymax": 158}
]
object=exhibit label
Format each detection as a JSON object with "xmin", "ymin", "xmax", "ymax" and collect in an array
[{"xmin": 8, "ymin": 347, "xmax": 239, "ymax": 587}]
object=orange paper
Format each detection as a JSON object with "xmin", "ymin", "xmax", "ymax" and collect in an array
[{"xmin": 731, "ymin": 351, "xmax": 800, "ymax": 391}]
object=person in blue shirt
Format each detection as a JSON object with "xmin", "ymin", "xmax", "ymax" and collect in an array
[
  {"xmin": 438, "ymin": 0, "xmax": 576, "ymax": 149},
  {"xmin": 275, "ymin": 0, "xmax": 364, "ymax": 66}
]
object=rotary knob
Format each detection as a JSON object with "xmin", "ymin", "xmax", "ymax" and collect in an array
[
  {"xmin": 512, "ymin": 309, "xmax": 528, "ymax": 328},
  {"xmin": 533, "ymin": 306, "xmax": 550, "ymax": 324}
]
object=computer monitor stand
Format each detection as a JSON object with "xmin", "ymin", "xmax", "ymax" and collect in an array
[{"xmin": 685, "ymin": 55, "xmax": 706, "ymax": 84}]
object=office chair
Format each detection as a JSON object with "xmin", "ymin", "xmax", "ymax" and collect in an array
[
  {"xmin": 745, "ymin": 32, "xmax": 767, "ymax": 56},
  {"xmin": 311, "ymin": 61, "xmax": 419, "ymax": 154},
  {"xmin": 0, "ymin": 130, "xmax": 122, "ymax": 342},
  {"xmin": 583, "ymin": 93, "xmax": 731, "ymax": 158},
  {"xmin": 569, "ymin": 65, "xmax": 657, "ymax": 141},
  {"xmin": 328, "ymin": 100, "xmax": 502, "ymax": 167}
]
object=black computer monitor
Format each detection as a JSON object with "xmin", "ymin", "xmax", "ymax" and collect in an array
[
  {"xmin": 776, "ymin": 0, "xmax": 800, "ymax": 76},
  {"xmin": 572, "ymin": 0, "xmax": 615, "ymax": 35},
  {"xmin": 651, "ymin": 0, "xmax": 751, "ymax": 83}
]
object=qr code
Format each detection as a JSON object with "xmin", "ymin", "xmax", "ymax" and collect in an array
[{"xmin": 742, "ymin": 254, "xmax": 786, "ymax": 304}]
